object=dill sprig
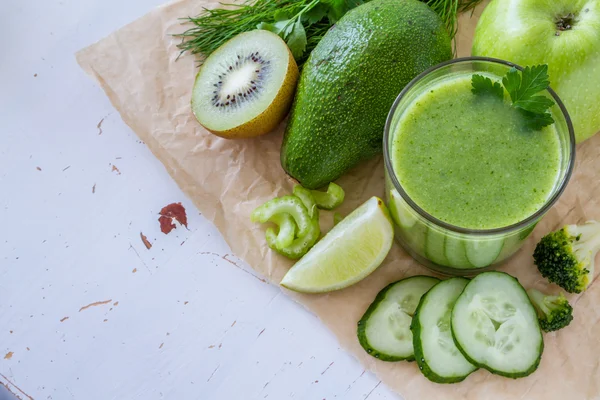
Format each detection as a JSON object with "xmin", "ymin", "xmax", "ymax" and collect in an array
[
  {"xmin": 175, "ymin": 0, "xmax": 485, "ymax": 67},
  {"xmin": 425, "ymin": 0, "xmax": 483, "ymax": 41}
]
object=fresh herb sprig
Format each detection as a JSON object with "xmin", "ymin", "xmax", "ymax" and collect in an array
[
  {"xmin": 471, "ymin": 64, "xmax": 556, "ymax": 130},
  {"xmin": 175, "ymin": 0, "xmax": 484, "ymax": 67},
  {"xmin": 176, "ymin": 0, "xmax": 364, "ymax": 66}
]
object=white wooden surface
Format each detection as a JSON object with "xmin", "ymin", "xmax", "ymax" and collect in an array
[{"xmin": 0, "ymin": 1, "xmax": 399, "ymax": 399}]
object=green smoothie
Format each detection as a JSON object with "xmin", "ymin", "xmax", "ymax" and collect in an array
[{"xmin": 391, "ymin": 74, "xmax": 561, "ymax": 230}]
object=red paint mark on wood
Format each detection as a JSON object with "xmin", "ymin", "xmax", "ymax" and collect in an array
[
  {"xmin": 36, "ymin": 167, "xmax": 41, "ymax": 171},
  {"xmin": 60, "ymin": 317, "xmax": 69, "ymax": 322},
  {"xmin": 92, "ymin": 183, "xmax": 96, "ymax": 193},
  {"xmin": 79, "ymin": 299, "xmax": 112, "ymax": 312},
  {"xmin": 158, "ymin": 203, "xmax": 188, "ymax": 234},
  {"xmin": 140, "ymin": 232, "xmax": 152, "ymax": 249},
  {"xmin": 0, "ymin": 372, "xmax": 34, "ymax": 400},
  {"xmin": 97, "ymin": 118, "xmax": 104, "ymax": 135},
  {"xmin": 4, "ymin": 352, "xmax": 13, "ymax": 360}
]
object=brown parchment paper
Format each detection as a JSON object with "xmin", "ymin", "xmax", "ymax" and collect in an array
[{"xmin": 76, "ymin": 2, "xmax": 600, "ymax": 398}]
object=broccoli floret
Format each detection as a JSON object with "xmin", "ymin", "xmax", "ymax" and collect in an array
[
  {"xmin": 527, "ymin": 289, "xmax": 573, "ymax": 332},
  {"xmin": 533, "ymin": 221, "xmax": 600, "ymax": 293}
]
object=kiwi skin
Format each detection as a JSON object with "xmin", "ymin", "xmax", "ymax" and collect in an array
[{"xmin": 192, "ymin": 39, "xmax": 299, "ymax": 140}]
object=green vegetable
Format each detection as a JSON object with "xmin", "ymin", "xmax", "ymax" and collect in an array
[
  {"xmin": 527, "ymin": 289, "xmax": 574, "ymax": 332},
  {"xmin": 292, "ymin": 185, "xmax": 318, "ymax": 219},
  {"xmin": 254, "ymin": 185, "xmax": 327, "ymax": 259},
  {"xmin": 281, "ymin": 0, "xmax": 452, "ymax": 189},
  {"xmin": 533, "ymin": 220, "xmax": 600, "ymax": 293},
  {"xmin": 451, "ymin": 271, "xmax": 543, "ymax": 378},
  {"xmin": 471, "ymin": 64, "xmax": 555, "ymax": 130},
  {"xmin": 411, "ymin": 278, "xmax": 478, "ymax": 383},
  {"xmin": 251, "ymin": 195, "xmax": 312, "ymax": 237},
  {"xmin": 357, "ymin": 276, "xmax": 440, "ymax": 361},
  {"xmin": 175, "ymin": 0, "xmax": 363, "ymax": 67},
  {"xmin": 267, "ymin": 213, "xmax": 297, "ymax": 249},
  {"xmin": 310, "ymin": 183, "xmax": 345, "ymax": 210},
  {"xmin": 266, "ymin": 216, "xmax": 320, "ymax": 259},
  {"xmin": 333, "ymin": 212, "xmax": 343, "ymax": 225},
  {"xmin": 176, "ymin": 0, "xmax": 483, "ymax": 67}
]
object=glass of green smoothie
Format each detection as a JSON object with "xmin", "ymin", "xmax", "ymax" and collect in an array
[{"xmin": 384, "ymin": 57, "xmax": 575, "ymax": 275}]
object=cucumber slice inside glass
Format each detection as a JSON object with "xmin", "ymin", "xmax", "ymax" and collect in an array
[
  {"xmin": 388, "ymin": 189, "xmax": 417, "ymax": 228},
  {"xmin": 445, "ymin": 236, "xmax": 471, "ymax": 269},
  {"xmin": 464, "ymin": 238, "xmax": 504, "ymax": 268},
  {"xmin": 451, "ymin": 272, "xmax": 543, "ymax": 378},
  {"xmin": 412, "ymin": 278, "xmax": 478, "ymax": 383},
  {"xmin": 425, "ymin": 228, "xmax": 448, "ymax": 266},
  {"xmin": 357, "ymin": 276, "xmax": 439, "ymax": 361}
]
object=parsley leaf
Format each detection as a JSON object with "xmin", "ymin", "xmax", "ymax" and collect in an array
[
  {"xmin": 286, "ymin": 18, "xmax": 307, "ymax": 60},
  {"xmin": 471, "ymin": 64, "xmax": 555, "ymax": 131},
  {"xmin": 303, "ymin": 3, "xmax": 328, "ymax": 25},
  {"xmin": 471, "ymin": 74, "xmax": 503, "ymax": 100},
  {"xmin": 519, "ymin": 109, "xmax": 555, "ymax": 131},
  {"xmin": 320, "ymin": 0, "xmax": 362, "ymax": 23},
  {"xmin": 503, "ymin": 65, "xmax": 551, "ymax": 109},
  {"xmin": 257, "ymin": 20, "xmax": 294, "ymax": 38}
]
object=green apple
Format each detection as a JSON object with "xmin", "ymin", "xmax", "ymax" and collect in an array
[{"xmin": 472, "ymin": 0, "xmax": 600, "ymax": 143}]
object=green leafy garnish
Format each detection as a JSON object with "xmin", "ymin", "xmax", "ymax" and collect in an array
[
  {"xmin": 471, "ymin": 64, "xmax": 555, "ymax": 130},
  {"xmin": 471, "ymin": 74, "xmax": 503, "ymax": 100},
  {"xmin": 175, "ymin": 0, "xmax": 485, "ymax": 67}
]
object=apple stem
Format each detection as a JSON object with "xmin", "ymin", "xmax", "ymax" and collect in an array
[{"xmin": 556, "ymin": 13, "xmax": 576, "ymax": 32}]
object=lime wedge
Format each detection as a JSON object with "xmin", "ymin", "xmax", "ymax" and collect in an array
[{"xmin": 280, "ymin": 197, "xmax": 394, "ymax": 293}]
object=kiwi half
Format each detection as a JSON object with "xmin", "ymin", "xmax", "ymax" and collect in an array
[{"xmin": 191, "ymin": 30, "xmax": 299, "ymax": 139}]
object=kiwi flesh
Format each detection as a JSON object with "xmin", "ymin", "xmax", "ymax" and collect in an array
[{"xmin": 191, "ymin": 30, "xmax": 299, "ymax": 139}]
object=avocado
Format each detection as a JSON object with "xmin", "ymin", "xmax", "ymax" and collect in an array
[{"xmin": 281, "ymin": 0, "xmax": 452, "ymax": 189}]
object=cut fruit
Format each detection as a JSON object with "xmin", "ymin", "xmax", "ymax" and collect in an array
[
  {"xmin": 465, "ymin": 238, "xmax": 504, "ymax": 268},
  {"xmin": 451, "ymin": 272, "xmax": 543, "ymax": 378},
  {"xmin": 412, "ymin": 278, "xmax": 478, "ymax": 383},
  {"xmin": 191, "ymin": 29, "xmax": 299, "ymax": 139},
  {"xmin": 358, "ymin": 276, "xmax": 440, "ymax": 361},
  {"xmin": 280, "ymin": 197, "xmax": 393, "ymax": 293}
]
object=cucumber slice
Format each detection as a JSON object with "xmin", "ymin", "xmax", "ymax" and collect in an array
[
  {"xmin": 388, "ymin": 189, "xmax": 417, "ymax": 228},
  {"xmin": 357, "ymin": 276, "xmax": 440, "ymax": 361},
  {"xmin": 451, "ymin": 272, "xmax": 543, "ymax": 378},
  {"xmin": 425, "ymin": 228, "xmax": 448, "ymax": 266},
  {"xmin": 445, "ymin": 236, "xmax": 471, "ymax": 269},
  {"xmin": 464, "ymin": 238, "xmax": 503, "ymax": 268},
  {"xmin": 411, "ymin": 278, "xmax": 477, "ymax": 383}
]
